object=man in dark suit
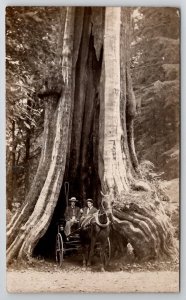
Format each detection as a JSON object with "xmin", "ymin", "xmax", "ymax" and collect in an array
[
  {"xmin": 64, "ymin": 197, "xmax": 81, "ymax": 236},
  {"xmin": 82, "ymin": 198, "xmax": 97, "ymax": 216},
  {"xmin": 80, "ymin": 199, "xmax": 98, "ymax": 227}
]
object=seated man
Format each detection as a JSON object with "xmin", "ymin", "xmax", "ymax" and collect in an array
[
  {"xmin": 64, "ymin": 197, "xmax": 81, "ymax": 236},
  {"xmin": 80, "ymin": 198, "xmax": 97, "ymax": 227},
  {"xmin": 82, "ymin": 198, "xmax": 97, "ymax": 215}
]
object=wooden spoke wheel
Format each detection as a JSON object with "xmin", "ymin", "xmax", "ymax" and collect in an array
[{"xmin": 55, "ymin": 233, "xmax": 64, "ymax": 267}]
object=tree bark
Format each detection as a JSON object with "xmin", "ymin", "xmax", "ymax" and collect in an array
[
  {"xmin": 110, "ymin": 191, "xmax": 177, "ymax": 260},
  {"xmin": 99, "ymin": 7, "xmax": 177, "ymax": 261},
  {"xmin": 69, "ymin": 9, "xmax": 91, "ymax": 180},
  {"xmin": 7, "ymin": 97, "xmax": 58, "ymax": 248},
  {"xmin": 6, "ymin": 120, "xmax": 16, "ymax": 210},
  {"xmin": 99, "ymin": 7, "xmax": 130, "ymax": 194},
  {"xmin": 7, "ymin": 7, "xmax": 75, "ymax": 263}
]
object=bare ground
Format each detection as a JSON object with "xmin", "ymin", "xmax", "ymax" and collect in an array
[
  {"xmin": 7, "ymin": 268, "xmax": 179, "ymax": 293},
  {"xmin": 7, "ymin": 256, "xmax": 179, "ymax": 293}
]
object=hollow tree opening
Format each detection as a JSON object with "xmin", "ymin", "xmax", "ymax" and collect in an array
[
  {"xmin": 68, "ymin": 35, "xmax": 103, "ymax": 207},
  {"xmin": 34, "ymin": 9, "xmax": 103, "ymax": 258}
]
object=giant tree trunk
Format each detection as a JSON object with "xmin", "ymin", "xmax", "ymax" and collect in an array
[
  {"xmin": 7, "ymin": 7, "xmax": 75, "ymax": 263},
  {"xmin": 100, "ymin": 7, "xmax": 177, "ymax": 260},
  {"xmin": 99, "ymin": 7, "xmax": 129, "ymax": 193},
  {"xmin": 7, "ymin": 7, "xmax": 177, "ymax": 264}
]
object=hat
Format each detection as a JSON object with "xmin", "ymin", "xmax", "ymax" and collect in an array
[
  {"xmin": 86, "ymin": 198, "xmax": 93, "ymax": 203},
  {"xmin": 69, "ymin": 197, "xmax": 78, "ymax": 202}
]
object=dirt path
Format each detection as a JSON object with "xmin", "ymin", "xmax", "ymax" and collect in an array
[{"xmin": 7, "ymin": 269, "xmax": 179, "ymax": 293}]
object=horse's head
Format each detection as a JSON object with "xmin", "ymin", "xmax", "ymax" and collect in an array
[{"xmin": 100, "ymin": 190, "xmax": 114, "ymax": 221}]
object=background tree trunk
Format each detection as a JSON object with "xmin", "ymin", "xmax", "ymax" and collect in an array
[{"xmin": 6, "ymin": 120, "xmax": 16, "ymax": 210}]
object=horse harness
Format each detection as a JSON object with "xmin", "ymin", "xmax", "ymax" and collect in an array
[{"xmin": 81, "ymin": 211, "xmax": 110, "ymax": 230}]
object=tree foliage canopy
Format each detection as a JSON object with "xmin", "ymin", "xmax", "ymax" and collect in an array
[{"xmin": 131, "ymin": 8, "xmax": 179, "ymax": 179}]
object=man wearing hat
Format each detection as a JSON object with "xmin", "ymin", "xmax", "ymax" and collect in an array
[
  {"xmin": 64, "ymin": 197, "xmax": 81, "ymax": 236},
  {"xmin": 82, "ymin": 199, "xmax": 97, "ymax": 216},
  {"xmin": 79, "ymin": 198, "xmax": 97, "ymax": 227}
]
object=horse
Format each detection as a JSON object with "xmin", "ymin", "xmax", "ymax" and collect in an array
[{"xmin": 79, "ymin": 192, "xmax": 114, "ymax": 271}]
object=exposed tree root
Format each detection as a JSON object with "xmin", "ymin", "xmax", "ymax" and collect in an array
[{"xmin": 111, "ymin": 190, "xmax": 178, "ymax": 261}]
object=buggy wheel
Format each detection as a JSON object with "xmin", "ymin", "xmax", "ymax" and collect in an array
[
  {"xmin": 55, "ymin": 233, "xmax": 64, "ymax": 267},
  {"xmin": 104, "ymin": 237, "xmax": 111, "ymax": 265}
]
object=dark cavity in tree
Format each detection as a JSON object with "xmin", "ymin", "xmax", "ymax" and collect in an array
[{"xmin": 34, "ymin": 25, "xmax": 103, "ymax": 259}]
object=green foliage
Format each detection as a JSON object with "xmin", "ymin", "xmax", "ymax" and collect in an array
[
  {"xmin": 6, "ymin": 7, "xmax": 64, "ymax": 132},
  {"xmin": 6, "ymin": 7, "xmax": 66, "ymax": 205},
  {"xmin": 131, "ymin": 8, "xmax": 179, "ymax": 180}
]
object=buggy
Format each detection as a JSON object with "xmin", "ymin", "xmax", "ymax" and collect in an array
[
  {"xmin": 55, "ymin": 218, "xmax": 111, "ymax": 267},
  {"xmin": 55, "ymin": 219, "xmax": 81, "ymax": 267},
  {"xmin": 55, "ymin": 182, "xmax": 111, "ymax": 267}
]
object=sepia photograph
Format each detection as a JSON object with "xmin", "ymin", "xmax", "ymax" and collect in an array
[{"xmin": 6, "ymin": 6, "xmax": 179, "ymax": 293}]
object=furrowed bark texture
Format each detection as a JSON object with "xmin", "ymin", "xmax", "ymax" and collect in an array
[
  {"xmin": 99, "ymin": 7, "xmax": 129, "ymax": 194},
  {"xmin": 69, "ymin": 9, "xmax": 91, "ymax": 181},
  {"xmin": 7, "ymin": 120, "xmax": 16, "ymax": 210},
  {"xmin": 111, "ymin": 191, "xmax": 178, "ymax": 260},
  {"xmin": 100, "ymin": 7, "xmax": 177, "ymax": 261},
  {"xmin": 121, "ymin": 9, "xmax": 139, "ymax": 176},
  {"xmin": 120, "ymin": 8, "xmax": 136, "ymax": 184},
  {"xmin": 7, "ymin": 7, "xmax": 75, "ymax": 263},
  {"xmin": 7, "ymin": 97, "xmax": 58, "ymax": 248},
  {"xmin": 65, "ymin": 7, "xmax": 84, "ymax": 176},
  {"xmin": 68, "ymin": 7, "xmax": 103, "ymax": 202}
]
